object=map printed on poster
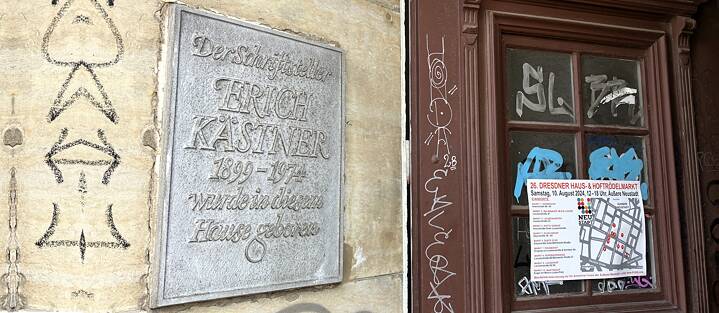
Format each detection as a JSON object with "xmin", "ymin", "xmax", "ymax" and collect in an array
[{"xmin": 528, "ymin": 179, "xmax": 647, "ymax": 281}]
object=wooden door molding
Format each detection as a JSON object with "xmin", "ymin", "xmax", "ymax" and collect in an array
[
  {"xmin": 669, "ymin": 15, "xmax": 710, "ymax": 313},
  {"xmin": 460, "ymin": 2, "xmax": 484, "ymax": 313},
  {"xmin": 497, "ymin": 0, "xmax": 707, "ymax": 18}
]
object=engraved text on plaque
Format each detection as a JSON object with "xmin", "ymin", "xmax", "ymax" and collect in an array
[{"xmin": 152, "ymin": 5, "xmax": 344, "ymax": 307}]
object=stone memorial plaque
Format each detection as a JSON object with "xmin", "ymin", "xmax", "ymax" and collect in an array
[{"xmin": 152, "ymin": 5, "xmax": 344, "ymax": 307}]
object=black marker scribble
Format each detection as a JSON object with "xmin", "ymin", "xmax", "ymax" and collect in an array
[
  {"xmin": 72, "ymin": 14, "xmax": 91, "ymax": 24},
  {"xmin": 102, "ymin": 204, "xmax": 130, "ymax": 249},
  {"xmin": 45, "ymin": 128, "xmax": 121, "ymax": 185},
  {"xmin": 43, "ymin": 0, "xmax": 123, "ymax": 123},
  {"xmin": 36, "ymin": 203, "xmax": 130, "ymax": 262},
  {"xmin": 48, "ymin": 63, "xmax": 119, "ymax": 123},
  {"xmin": 79, "ymin": 230, "xmax": 87, "ymax": 260},
  {"xmin": 78, "ymin": 171, "xmax": 87, "ymax": 206},
  {"xmin": 41, "ymin": 0, "xmax": 126, "ymax": 263}
]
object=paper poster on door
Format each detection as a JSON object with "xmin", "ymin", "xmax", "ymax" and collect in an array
[{"xmin": 528, "ymin": 179, "xmax": 646, "ymax": 281}]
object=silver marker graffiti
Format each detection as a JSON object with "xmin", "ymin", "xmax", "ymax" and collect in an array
[{"xmin": 423, "ymin": 35, "xmax": 458, "ymax": 313}]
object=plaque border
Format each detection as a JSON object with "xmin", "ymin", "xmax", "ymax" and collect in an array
[{"xmin": 151, "ymin": 4, "xmax": 345, "ymax": 308}]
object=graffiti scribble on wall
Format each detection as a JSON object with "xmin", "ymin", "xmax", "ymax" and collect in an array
[
  {"xmin": 38, "ymin": 0, "xmax": 128, "ymax": 261},
  {"xmin": 595, "ymin": 276, "xmax": 654, "ymax": 293},
  {"xmin": 699, "ymin": 151, "xmax": 719, "ymax": 172},
  {"xmin": 422, "ymin": 35, "xmax": 458, "ymax": 313},
  {"xmin": 44, "ymin": 0, "xmax": 123, "ymax": 123},
  {"xmin": 45, "ymin": 128, "xmax": 121, "ymax": 185},
  {"xmin": 517, "ymin": 277, "xmax": 565, "ymax": 296},
  {"xmin": 424, "ymin": 35, "xmax": 457, "ymax": 170},
  {"xmin": 35, "ymin": 203, "xmax": 130, "ymax": 261}
]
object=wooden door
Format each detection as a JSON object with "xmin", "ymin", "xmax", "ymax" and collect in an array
[{"xmin": 409, "ymin": 1, "xmax": 708, "ymax": 312}]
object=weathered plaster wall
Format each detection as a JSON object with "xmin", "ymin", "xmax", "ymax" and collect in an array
[{"xmin": 0, "ymin": 0, "xmax": 403, "ymax": 312}]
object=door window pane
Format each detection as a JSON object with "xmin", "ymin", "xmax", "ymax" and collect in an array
[
  {"xmin": 506, "ymin": 49, "xmax": 575, "ymax": 123},
  {"xmin": 585, "ymin": 134, "xmax": 649, "ymax": 203},
  {"xmin": 582, "ymin": 55, "xmax": 643, "ymax": 127},
  {"xmin": 510, "ymin": 131, "xmax": 576, "ymax": 205},
  {"xmin": 513, "ymin": 217, "xmax": 584, "ymax": 297}
]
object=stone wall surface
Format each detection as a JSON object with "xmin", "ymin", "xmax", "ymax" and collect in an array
[{"xmin": 0, "ymin": 0, "xmax": 403, "ymax": 312}]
